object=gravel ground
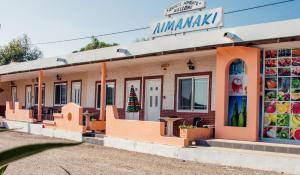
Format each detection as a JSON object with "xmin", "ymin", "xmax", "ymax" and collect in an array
[{"xmin": 0, "ymin": 132, "xmax": 287, "ymax": 175}]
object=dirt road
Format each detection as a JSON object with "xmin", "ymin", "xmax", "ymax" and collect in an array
[{"xmin": 0, "ymin": 132, "xmax": 285, "ymax": 175}]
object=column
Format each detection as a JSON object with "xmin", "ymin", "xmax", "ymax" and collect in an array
[
  {"xmin": 100, "ymin": 63, "xmax": 107, "ymax": 121},
  {"xmin": 37, "ymin": 70, "xmax": 43, "ymax": 121}
]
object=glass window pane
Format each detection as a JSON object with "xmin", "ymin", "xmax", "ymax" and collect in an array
[
  {"xmin": 178, "ymin": 79, "xmax": 192, "ymax": 110},
  {"xmin": 55, "ymin": 85, "xmax": 61, "ymax": 105},
  {"xmin": 106, "ymin": 84, "xmax": 115, "ymax": 105},
  {"xmin": 34, "ymin": 86, "xmax": 38, "ymax": 105},
  {"xmin": 97, "ymin": 84, "xmax": 101, "ymax": 108},
  {"xmin": 194, "ymin": 78, "xmax": 208, "ymax": 110},
  {"xmin": 61, "ymin": 84, "xmax": 67, "ymax": 104}
]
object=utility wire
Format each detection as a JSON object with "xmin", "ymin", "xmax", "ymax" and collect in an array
[{"xmin": 27, "ymin": 0, "xmax": 295, "ymax": 45}]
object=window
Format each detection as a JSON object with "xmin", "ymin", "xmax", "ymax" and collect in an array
[
  {"xmin": 34, "ymin": 85, "xmax": 45, "ymax": 105},
  {"xmin": 11, "ymin": 86, "xmax": 17, "ymax": 105},
  {"xmin": 96, "ymin": 82, "xmax": 115, "ymax": 109},
  {"xmin": 54, "ymin": 83, "xmax": 67, "ymax": 106},
  {"xmin": 177, "ymin": 76, "xmax": 209, "ymax": 112}
]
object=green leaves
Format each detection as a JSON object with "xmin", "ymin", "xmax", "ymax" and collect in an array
[
  {"xmin": 72, "ymin": 37, "xmax": 118, "ymax": 53},
  {"xmin": 0, "ymin": 34, "xmax": 42, "ymax": 65},
  {"xmin": 0, "ymin": 165, "xmax": 8, "ymax": 175},
  {"xmin": 0, "ymin": 142, "xmax": 82, "ymax": 174}
]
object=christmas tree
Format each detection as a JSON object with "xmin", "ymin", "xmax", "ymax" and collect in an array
[{"xmin": 127, "ymin": 85, "xmax": 141, "ymax": 112}]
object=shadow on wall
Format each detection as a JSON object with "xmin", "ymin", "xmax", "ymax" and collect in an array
[{"xmin": 105, "ymin": 106, "xmax": 189, "ymax": 147}]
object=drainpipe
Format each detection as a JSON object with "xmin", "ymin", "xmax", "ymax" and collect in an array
[{"xmin": 100, "ymin": 63, "xmax": 107, "ymax": 121}]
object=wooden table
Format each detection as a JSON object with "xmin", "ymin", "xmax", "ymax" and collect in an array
[
  {"xmin": 83, "ymin": 111, "xmax": 98, "ymax": 130},
  {"xmin": 161, "ymin": 117, "xmax": 182, "ymax": 137}
]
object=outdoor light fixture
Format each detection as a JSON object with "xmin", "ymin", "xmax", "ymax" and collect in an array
[
  {"xmin": 116, "ymin": 48, "xmax": 129, "ymax": 55},
  {"xmin": 161, "ymin": 63, "xmax": 170, "ymax": 71},
  {"xmin": 56, "ymin": 74, "xmax": 62, "ymax": 81},
  {"xmin": 224, "ymin": 32, "xmax": 242, "ymax": 43},
  {"xmin": 56, "ymin": 58, "xmax": 67, "ymax": 64},
  {"xmin": 187, "ymin": 60, "xmax": 195, "ymax": 70}
]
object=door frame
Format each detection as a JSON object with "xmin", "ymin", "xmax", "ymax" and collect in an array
[
  {"xmin": 71, "ymin": 80, "xmax": 82, "ymax": 106},
  {"xmin": 143, "ymin": 75, "xmax": 163, "ymax": 120},
  {"xmin": 124, "ymin": 77, "xmax": 142, "ymax": 120},
  {"xmin": 25, "ymin": 85, "xmax": 32, "ymax": 108}
]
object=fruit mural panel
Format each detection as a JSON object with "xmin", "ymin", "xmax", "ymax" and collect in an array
[{"xmin": 263, "ymin": 48, "xmax": 300, "ymax": 142}]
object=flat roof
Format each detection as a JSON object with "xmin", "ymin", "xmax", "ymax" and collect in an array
[{"xmin": 1, "ymin": 18, "xmax": 300, "ymax": 76}]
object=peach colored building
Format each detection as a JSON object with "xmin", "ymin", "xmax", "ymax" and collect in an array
[{"xmin": 1, "ymin": 17, "xmax": 300, "ymax": 146}]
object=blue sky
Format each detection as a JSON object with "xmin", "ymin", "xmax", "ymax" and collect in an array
[{"xmin": 0, "ymin": 0, "xmax": 299, "ymax": 57}]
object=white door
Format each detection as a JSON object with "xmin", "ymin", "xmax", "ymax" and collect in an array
[
  {"xmin": 25, "ymin": 86, "xmax": 32, "ymax": 109},
  {"xmin": 11, "ymin": 86, "xmax": 17, "ymax": 106},
  {"xmin": 145, "ymin": 79, "xmax": 161, "ymax": 121},
  {"xmin": 72, "ymin": 82, "xmax": 81, "ymax": 105},
  {"xmin": 125, "ymin": 80, "xmax": 141, "ymax": 120}
]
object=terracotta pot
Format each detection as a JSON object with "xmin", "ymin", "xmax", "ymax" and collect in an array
[
  {"xmin": 89, "ymin": 121, "xmax": 106, "ymax": 131},
  {"xmin": 179, "ymin": 128, "xmax": 213, "ymax": 141}
]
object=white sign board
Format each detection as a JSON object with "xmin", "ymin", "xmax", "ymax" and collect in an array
[
  {"xmin": 164, "ymin": 0, "xmax": 206, "ymax": 16},
  {"xmin": 151, "ymin": 7, "xmax": 223, "ymax": 38}
]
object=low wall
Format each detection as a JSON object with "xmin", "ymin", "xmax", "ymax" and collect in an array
[
  {"xmin": 4, "ymin": 120, "xmax": 83, "ymax": 141},
  {"xmin": 5, "ymin": 101, "xmax": 35, "ymax": 123},
  {"xmin": 43, "ymin": 103, "xmax": 86, "ymax": 133},
  {"xmin": 106, "ymin": 106, "xmax": 188, "ymax": 147},
  {"xmin": 104, "ymin": 137, "xmax": 300, "ymax": 175}
]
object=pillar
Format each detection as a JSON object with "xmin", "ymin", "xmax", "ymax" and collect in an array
[
  {"xmin": 100, "ymin": 63, "xmax": 107, "ymax": 121},
  {"xmin": 37, "ymin": 70, "xmax": 43, "ymax": 121}
]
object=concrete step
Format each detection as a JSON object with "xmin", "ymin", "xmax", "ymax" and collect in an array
[
  {"xmin": 83, "ymin": 137, "xmax": 104, "ymax": 146},
  {"xmin": 196, "ymin": 139, "xmax": 300, "ymax": 155}
]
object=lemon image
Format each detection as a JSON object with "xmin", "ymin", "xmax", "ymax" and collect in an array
[
  {"xmin": 291, "ymin": 115, "xmax": 300, "ymax": 127},
  {"xmin": 277, "ymin": 103, "xmax": 290, "ymax": 114},
  {"xmin": 264, "ymin": 115, "xmax": 272, "ymax": 126}
]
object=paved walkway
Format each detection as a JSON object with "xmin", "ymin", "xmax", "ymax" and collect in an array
[{"xmin": 0, "ymin": 132, "xmax": 287, "ymax": 175}]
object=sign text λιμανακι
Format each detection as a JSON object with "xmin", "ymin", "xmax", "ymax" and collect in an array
[{"xmin": 152, "ymin": 7, "xmax": 223, "ymax": 37}]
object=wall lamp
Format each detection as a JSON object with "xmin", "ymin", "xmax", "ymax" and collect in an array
[
  {"xmin": 56, "ymin": 74, "xmax": 62, "ymax": 81},
  {"xmin": 187, "ymin": 60, "xmax": 195, "ymax": 70}
]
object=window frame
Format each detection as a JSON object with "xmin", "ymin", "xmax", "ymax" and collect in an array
[
  {"xmin": 71, "ymin": 80, "xmax": 82, "ymax": 106},
  {"xmin": 54, "ymin": 82, "xmax": 68, "ymax": 106},
  {"xmin": 95, "ymin": 81, "xmax": 116, "ymax": 110},
  {"xmin": 176, "ymin": 75, "xmax": 209, "ymax": 113},
  {"xmin": 34, "ymin": 84, "xmax": 45, "ymax": 106}
]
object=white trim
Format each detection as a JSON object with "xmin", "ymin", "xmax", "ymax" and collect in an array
[
  {"xmin": 95, "ymin": 82, "xmax": 115, "ymax": 110},
  {"xmin": 176, "ymin": 75, "xmax": 209, "ymax": 113},
  {"xmin": 34, "ymin": 84, "xmax": 45, "ymax": 106},
  {"xmin": 54, "ymin": 83, "xmax": 67, "ymax": 106}
]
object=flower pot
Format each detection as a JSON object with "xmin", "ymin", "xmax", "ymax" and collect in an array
[
  {"xmin": 179, "ymin": 128, "xmax": 213, "ymax": 141},
  {"xmin": 89, "ymin": 121, "xmax": 106, "ymax": 131}
]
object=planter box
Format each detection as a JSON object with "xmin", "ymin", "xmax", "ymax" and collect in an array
[
  {"xmin": 89, "ymin": 121, "xmax": 106, "ymax": 131},
  {"xmin": 180, "ymin": 128, "xmax": 213, "ymax": 141}
]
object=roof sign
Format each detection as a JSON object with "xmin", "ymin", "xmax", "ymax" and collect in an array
[
  {"xmin": 151, "ymin": 7, "xmax": 224, "ymax": 38},
  {"xmin": 164, "ymin": 0, "xmax": 206, "ymax": 16}
]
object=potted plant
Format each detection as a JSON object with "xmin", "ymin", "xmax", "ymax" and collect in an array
[{"xmin": 179, "ymin": 124, "xmax": 213, "ymax": 141}]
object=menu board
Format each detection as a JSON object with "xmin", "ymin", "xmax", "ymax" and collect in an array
[{"xmin": 263, "ymin": 48, "xmax": 300, "ymax": 141}]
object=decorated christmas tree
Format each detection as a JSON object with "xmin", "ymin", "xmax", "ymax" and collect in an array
[{"xmin": 127, "ymin": 85, "xmax": 141, "ymax": 112}]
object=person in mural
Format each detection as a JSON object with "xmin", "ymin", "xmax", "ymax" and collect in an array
[{"xmin": 127, "ymin": 85, "xmax": 141, "ymax": 118}]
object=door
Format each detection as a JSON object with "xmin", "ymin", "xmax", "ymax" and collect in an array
[
  {"xmin": 11, "ymin": 86, "xmax": 17, "ymax": 106},
  {"xmin": 71, "ymin": 81, "xmax": 81, "ymax": 105},
  {"xmin": 145, "ymin": 79, "xmax": 161, "ymax": 121},
  {"xmin": 25, "ymin": 86, "xmax": 32, "ymax": 109},
  {"xmin": 125, "ymin": 80, "xmax": 141, "ymax": 120}
]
